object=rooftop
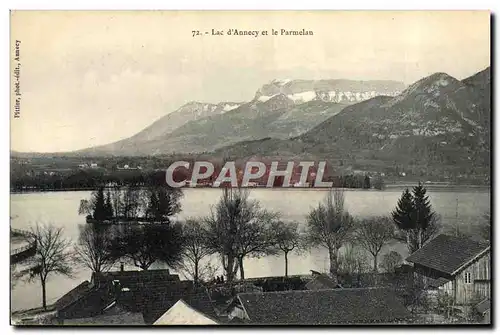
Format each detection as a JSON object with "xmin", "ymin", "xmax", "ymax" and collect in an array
[
  {"xmin": 406, "ymin": 234, "xmax": 490, "ymax": 275},
  {"xmin": 153, "ymin": 298, "xmax": 219, "ymax": 325},
  {"xmin": 92, "ymin": 269, "xmax": 180, "ymax": 290},
  {"xmin": 54, "ymin": 280, "xmax": 93, "ymax": 311},
  {"xmin": 237, "ymin": 287, "xmax": 410, "ymax": 325},
  {"xmin": 140, "ymin": 284, "xmax": 216, "ymax": 324},
  {"xmin": 62, "ymin": 302, "xmax": 145, "ymax": 326}
]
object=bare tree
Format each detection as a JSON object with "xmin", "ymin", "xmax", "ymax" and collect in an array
[
  {"xmin": 272, "ymin": 221, "xmax": 303, "ymax": 277},
  {"xmin": 337, "ymin": 243, "xmax": 370, "ymax": 285},
  {"xmin": 420, "ymin": 215, "xmax": 441, "ymax": 246},
  {"xmin": 110, "ymin": 187, "xmax": 123, "ymax": 217},
  {"xmin": 354, "ymin": 216, "xmax": 394, "ymax": 273},
  {"xmin": 381, "ymin": 251, "xmax": 403, "ymax": 273},
  {"xmin": 112, "ymin": 223, "xmax": 184, "ymax": 270},
  {"xmin": 78, "ymin": 199, "xmax": 93, "ymax": 217},
  {"xmin": 204, "ymin": 188, "xmax": 279, "ymax": 281},
  {"xmin": 175, "ymin": 218, "xmax": 213, "ymax": 284},
  {"xmin": 234, "ymin": 209, "xmax": 279, "ymax": 279},
  {"xmin": 479, "ymin": 211, "xmax": 490, "ymax": 241},
  {"xmin": 18, "ymin": 224, "xmax": 74, "ymax": 310},
  {"xmin": 121, "ymin": 187, "xmax": 141, "ymax": 219},
  {"xmin": 305, "ymin": 188, "xmax": 354, "ymax": 283},
  {"xmin": 75, "ymin": 222, "xmax": 117, "ymax": 273}
]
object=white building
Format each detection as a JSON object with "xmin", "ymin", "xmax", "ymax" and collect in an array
[{"xmin": 153, "ymin": 299, "xmax": 219, "ymax": 325}]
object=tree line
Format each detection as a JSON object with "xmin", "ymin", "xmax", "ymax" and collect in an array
[
  {"xmin": 13, "ymin": 182, "xmax": 490, "ymax": 310},
  {"xmin": 11, "ymin": 167, "xmax": 386, "ymax": 191},
  {"xmin": 10, "ymin": 169, "xmax": 169, "ymax": 191}
]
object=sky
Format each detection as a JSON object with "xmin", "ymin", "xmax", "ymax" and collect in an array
[{"xmin": 10, "ymin": 11, "xmax": 490, "ymax": 152}]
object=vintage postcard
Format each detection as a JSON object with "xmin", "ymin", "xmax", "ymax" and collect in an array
[{"xmin": 10, "ymin": 10, "xmax": 491, "ymax": 326}]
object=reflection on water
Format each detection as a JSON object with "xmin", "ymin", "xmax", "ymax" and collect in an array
[{"xmin": 10, "ymin": 188, "xmax": 490, "ymax": 311}]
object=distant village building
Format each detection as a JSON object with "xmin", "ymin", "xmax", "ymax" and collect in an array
[
  {"xmin": 90, "ymin": 163, "xmax": 98, "ymax": 168},
  {"xmin": 406, "ymin": 234, "xmax": 490, "ymax": 305},
  {"xmin": 117, "ymin": 164, "xmax": 142, "ymax": 171}
]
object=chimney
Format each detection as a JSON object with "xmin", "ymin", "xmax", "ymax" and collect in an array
[
  {"xmin": 120, "ymin": 262, "xmax": 124, "ymax": 272},
  {"xmin": 112, "ymin": 280, "xmax": 121, "ymax": 300}
]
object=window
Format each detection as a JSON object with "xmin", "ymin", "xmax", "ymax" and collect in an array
[{"xmin": 464, "ymin": 272, "xmax": 472, "ymax": 284}]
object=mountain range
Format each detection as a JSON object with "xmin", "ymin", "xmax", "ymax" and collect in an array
[
  {"xmin": 214, "ymin": 67, "xmax": 491, "ymax": 178},
  {"xmin": 76, "ymin": 79, "xmax": 405, "ymax": 156},
  {"xmin": 13, "ymin": 68, "xmax": 491, "ymax": 179}
]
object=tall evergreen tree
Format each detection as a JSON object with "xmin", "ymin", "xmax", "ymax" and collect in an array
[
  {"xmin": 391, "ymin": 184, "xmax": 438, "ymax": 254},
  {"xmin": 363, "ymin": 175, "xmax": 371, "ymax": 189},
  {"xmin": 92, "ymin": 187, "xmax": 106, "ymax": 221},
  {"xmin": 105, "ymin": 191, "xmax": 114, "ymax": 218},
  {"xmin": 147, "ymin": 191, "xmax": 159, "ymax": 220},
  {"xmin": 412, "ymin": 182, "xmax": 436, "ymax": 249},
  {"xmin": 146, "ymin": 186, "xmax": 182, "ymax": 223},
  {"xmin": 391, "ymin": 188, "xmax": 415, "ymax": 231}
]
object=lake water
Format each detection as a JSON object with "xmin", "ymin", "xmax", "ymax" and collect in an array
[{"xmin": 10, "ymin": 188, "xmax": 490, "ymax": 311}]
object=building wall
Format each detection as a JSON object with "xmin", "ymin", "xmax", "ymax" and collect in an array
[
  {"xmin": 153, "ymin": 300, "xmax": 218, "ymax": 325},
  {"xmin": 413, "ymin": 264, "xmax": 451, "ymax": 281},
  {"xmin": 453, "ymin": 252, "xmax": 490, "ymax": 305}
]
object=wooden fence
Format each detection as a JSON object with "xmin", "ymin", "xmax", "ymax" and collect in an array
[{"xmin": 11, "ymin": 228, "xmax": 37, "ymax": 263}]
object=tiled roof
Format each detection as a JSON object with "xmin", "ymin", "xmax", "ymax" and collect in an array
[
  {"xmin": 406, "ymin": 234, "xmax": 490, "ymax": 275},
  {"xmin": 59, "ymin": 270, "xmax": 183, "ymax": 321},
  {"xmin": 54, "ymin": 280, "xmax": 93, "ymax": 311},
  {"xmin": 237, "ymin": 288, "xmax": 410, "ymax": 325},
  {"xmin": 92, "ymin": 269, "xmax": 180, "ymax": 290},
  {"xmin": 62, "ymin": 303, "xmax": 145, "ymax": 325}
]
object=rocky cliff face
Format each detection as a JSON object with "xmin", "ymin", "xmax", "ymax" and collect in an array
[{"xmin": 254, "ymin": 79, "xmax": 405, "ymax": 104}]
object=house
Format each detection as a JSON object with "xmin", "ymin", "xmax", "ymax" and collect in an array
[
  {"xmin": 229, "ymin": 288, "xmax": 410, "ymax": 325},
  {"xmin": 406, "ymin": 234, "xmax": 490, "ymax": 305},
  {"xmin": 56, "ymin": 269, "xmax": 181, "ymax": 320},
  {"xmin": 153, "ymin": 297, "xmax": 219, "ymax": 325},
  {"xmin": 55, "ymin": 269, "xmax": 216, "ymax": 325},
  {"xmin": 117, "ymin": 164, "xmax": 142, "ymax": 170}
]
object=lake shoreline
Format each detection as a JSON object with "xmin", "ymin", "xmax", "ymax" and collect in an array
[{"xmin": 9, "ymin": 184, "xmax": 491, "ymax": 195}]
